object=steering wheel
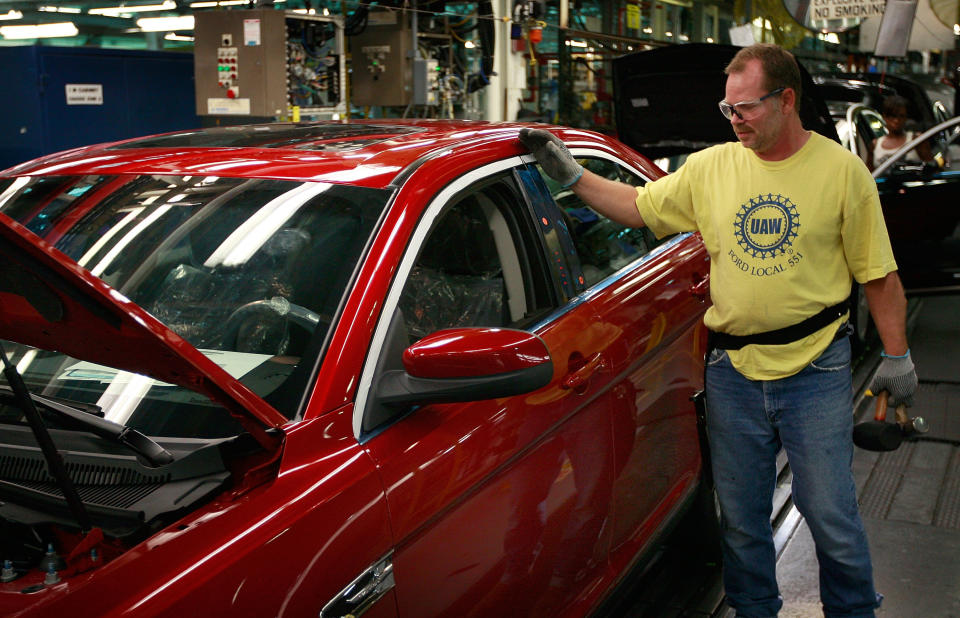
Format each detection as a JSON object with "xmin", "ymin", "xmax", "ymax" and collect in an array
[{"xmin": 222, "ymin": 297, "xmax": 323, "ymax": 354}]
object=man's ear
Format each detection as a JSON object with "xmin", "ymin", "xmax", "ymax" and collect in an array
[{"xmin": 780, "ymin": 87, "xmax": 798, "ymax": 114}]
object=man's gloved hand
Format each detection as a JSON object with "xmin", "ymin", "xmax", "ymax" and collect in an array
[
  {"xmin": 868, "ymin": 350, "xmax": 918, "ymax": 407},
  {"xmin": 518, "ymin": 128, "xmax": 584, "ymax": 188}
]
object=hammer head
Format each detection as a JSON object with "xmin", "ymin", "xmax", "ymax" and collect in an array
[
  {"xmin": 852, "ymin": 391, "xmax": 927, "ymax": 451},
  {"xmin": 853, "ymin": 420, "xmax": 903, "ymax": 451}
]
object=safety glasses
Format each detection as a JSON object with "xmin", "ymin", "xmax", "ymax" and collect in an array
[{"xmin": 718, "ymin": 87, "xmax": 785, "ymax": 121}]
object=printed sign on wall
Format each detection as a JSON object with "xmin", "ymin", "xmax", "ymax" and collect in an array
[{"xmin": 65, "ymin": 84, "xmax": 103, "ymax": 105}]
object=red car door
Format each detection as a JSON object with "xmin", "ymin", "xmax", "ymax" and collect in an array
[
  {"xmin": 358, "ymin": 160, "xmax": 618, "ymax": 617},
  {"xmin": 525, "ymin": 153, "xmax": 710, "ymax": 577},
  {"xmin": 587, "ymin": 232, "xmax": 709, "ymax": 572}
]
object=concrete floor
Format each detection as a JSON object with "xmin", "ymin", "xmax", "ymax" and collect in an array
[{"xmin": 775, "ymin": 296, "xmax": 960, "ymax": 617}]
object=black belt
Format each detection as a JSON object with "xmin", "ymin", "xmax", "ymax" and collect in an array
[{"xmin": 708, "ymin": 300, "xmax": 849, "ymax": 351}]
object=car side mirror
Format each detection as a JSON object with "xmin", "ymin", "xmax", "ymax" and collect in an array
[{"xmin": 374, "ymin": 327, "xmax": 554, "ymax": 408}]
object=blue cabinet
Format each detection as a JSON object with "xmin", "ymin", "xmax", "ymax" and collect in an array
[{"xmin": 0, "ymin": 46, "xmax": 199, "ymax": 171}]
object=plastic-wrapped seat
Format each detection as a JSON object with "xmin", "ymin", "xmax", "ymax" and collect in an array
[
  {"xmin": 149, "ymin": 228, "xmax": 310, "ymax": 354},
  {"xmin": 399, "ymin": 199, "xmax": 507, "ymax": 343}
]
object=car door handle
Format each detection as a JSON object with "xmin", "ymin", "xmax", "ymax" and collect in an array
[
  {"xmin": 562, "ymin": 353, "xmax": 605, "ymax": 392},
  {"xmin": 320, "ymin": 552, "xmax": 394, "ymax": 618},
  {"xmin": 690, "ymin": 273, "xmax": 710, "ymax": 300}
]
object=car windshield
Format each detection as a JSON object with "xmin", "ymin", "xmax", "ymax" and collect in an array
[{"xmin": 0, "ymin": 174, "xmax": 390, "ymax": 438}]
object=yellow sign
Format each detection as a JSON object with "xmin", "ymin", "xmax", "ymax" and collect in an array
[{"xmin": 626, "ymin": 4, "xmax": 641, "ymax": 30}]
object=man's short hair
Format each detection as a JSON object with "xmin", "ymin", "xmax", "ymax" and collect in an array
[{"xmin": 725, "ymin": 43, "xmax": 803, "ymax": 109}]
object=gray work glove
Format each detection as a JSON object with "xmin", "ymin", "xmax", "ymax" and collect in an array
[
  {"xmin": 518, "ymin": 128, "xmax": 584, "ymax": 188},
  {"xmin": 868, "ymin": 350, "xmax": 918, "ymax": 407}
]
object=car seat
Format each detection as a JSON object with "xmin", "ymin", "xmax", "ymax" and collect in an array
[{"xmin": 399, "ymin": 198, "xmax": 507, "ymax": 343}]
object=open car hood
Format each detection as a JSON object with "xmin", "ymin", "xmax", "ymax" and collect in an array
[
  {"xmin": 612, "ymin": 43, "xmax": 839, "ymax": 158},
  {"xmin": 0, "ymin": 213, "xmax": 288, "ymax": 440}
]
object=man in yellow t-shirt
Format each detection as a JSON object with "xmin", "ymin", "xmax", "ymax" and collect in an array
[{"xmin": 521, "ymin": 43, "xmax": 916, "ymax": 618}]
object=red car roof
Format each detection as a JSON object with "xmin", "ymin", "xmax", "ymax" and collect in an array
[{"xmin": 4, "ymin": 120, "xmax": 577, "ymax": 188}]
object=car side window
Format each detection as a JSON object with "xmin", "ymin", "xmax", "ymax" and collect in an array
[
  {"xmin": 535, "ymin": 157, "xmax": 662, "ymax": 287},
  {"xmin": 363, "ymin": 174, "xmax": 552, "ymax": 434},
  {"xmin": 398, "ymin": 176, "xmax": 550, "ymax": 344}
]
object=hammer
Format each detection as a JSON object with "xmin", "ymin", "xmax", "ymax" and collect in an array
[{"xmin": 853, "ymin": 391, "xmax": 929, "ymax": 451}]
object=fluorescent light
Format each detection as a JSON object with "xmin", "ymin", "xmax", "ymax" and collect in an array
[
  {"xmin": 0, "ymin": 21, "xmax": 78, "ymax": 38},
  {"xmin": 164, "ymin": 32, "xmax": 193, "ymax": 41},
  {"xmin": 39, "ymin": 6, "xmax": 82, "ymax": 13},
  {"xmin": 188, "ymin": 0, "xmax": 246, "ymax": 8},
  {"xmin": 0, "ymin": 10, "xmax": 23, "ymax": 20},
  {"xmin": 137, "ymin": 15, "xmax": 194, "ymax": 31},
  {"xmin": 90, "ymin": 1, "xmax": 175, "ymax": 16}
]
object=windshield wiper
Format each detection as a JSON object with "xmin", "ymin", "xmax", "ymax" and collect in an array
[
  {"xmin": 0, "ymin": 342, "xmax": 94, "ymax": 533},
  {"xmin": 0, "ymin": 386, "xmax": 174, "ymax": 467}
]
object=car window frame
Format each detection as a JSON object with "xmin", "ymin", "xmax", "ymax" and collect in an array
[
  {"xmin": 873, "ymin": 115, "xmax": 960, "ymax": 179},
  {"xmin": 352, "ymin": 156, "xmax": 553, "ymax": 441},
  {"xmin": 839, "ymin": 103, "xmax": 884, "ymax": 162},
  {"xmin": 518, "ymin": 149, "xmax": 681, "ymax": 296}
]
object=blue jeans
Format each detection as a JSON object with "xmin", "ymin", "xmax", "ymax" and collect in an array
[{"xmin": 705, "ymin": 337, "xmax": 881, "ymax": 618}]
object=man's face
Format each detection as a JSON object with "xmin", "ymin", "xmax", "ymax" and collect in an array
[{"xmin": 723, "ymin": 59, "xmax": 785, "ymax": 154}]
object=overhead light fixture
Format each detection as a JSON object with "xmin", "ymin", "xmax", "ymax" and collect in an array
[
  {"xmin": 190, "ymin": 0, "xmax": 246, "ymax": 5},
  {"xmin": 0, "ymin": 21, "xmax": 78, "ymax": 38},
  {"xmin": 0, "ymin": 10, "xmax": 23, "ymax": 20},
  {"xmin": 164, "ymin": 32, "xmax": 193, "ymax": 41},
  {"xmin": 137, "ymin": 15, "xmax": 194, "ymax": 31},
  {"xmin": 190, "ymin": 0, "xmax": 246, "ymax": 6},
  {"xmin": 90, "ymin": 1, "xmax": 175, "ymax": 16},
  {"xmin": 39, "ymin": 6, "xmax": 82, "ymax": 13}
]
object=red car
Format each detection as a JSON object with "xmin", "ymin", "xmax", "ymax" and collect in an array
[{"xmin": 0, "ymin": 120, "xmax": 714, "ymax": 617}]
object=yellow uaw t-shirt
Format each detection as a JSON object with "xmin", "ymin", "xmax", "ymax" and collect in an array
[{"xmin": 635, "ymin": 132, "xmax": 897, "ymax": 380}]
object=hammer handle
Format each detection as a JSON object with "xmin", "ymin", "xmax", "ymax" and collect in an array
[
  {"xmin": 874, "ymin": 391, "xmax": 888, "ymax": 422},
  {"xmin": 873, "ymin": 390, "xmax": 907, "ymax": 423}
]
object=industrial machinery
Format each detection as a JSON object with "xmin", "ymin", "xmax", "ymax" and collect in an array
[
  {"xmin": 193, "ymin": 8, "xmax": 346, "ymax": 117},
  {"xmin": 349, "ymin": 9, "xmax": 447, "ymax": 108}
]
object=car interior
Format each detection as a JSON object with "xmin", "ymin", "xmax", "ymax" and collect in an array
[{"xmin": 398, "ymin": 196, "xmax": 512, "ymax": 345}]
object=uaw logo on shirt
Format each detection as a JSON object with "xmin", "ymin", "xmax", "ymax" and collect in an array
[{"xmin": 729, "ymin": 193, "xmax": 802, "ymax": 276}]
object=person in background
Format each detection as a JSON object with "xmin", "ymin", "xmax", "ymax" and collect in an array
[
  {"xmin": 868, "ymin": 94, "xmax": 934, "ymax": 170},
  {"xmin": 519, "ymin": 43, "xmax": 917, "ymax": 618}
]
